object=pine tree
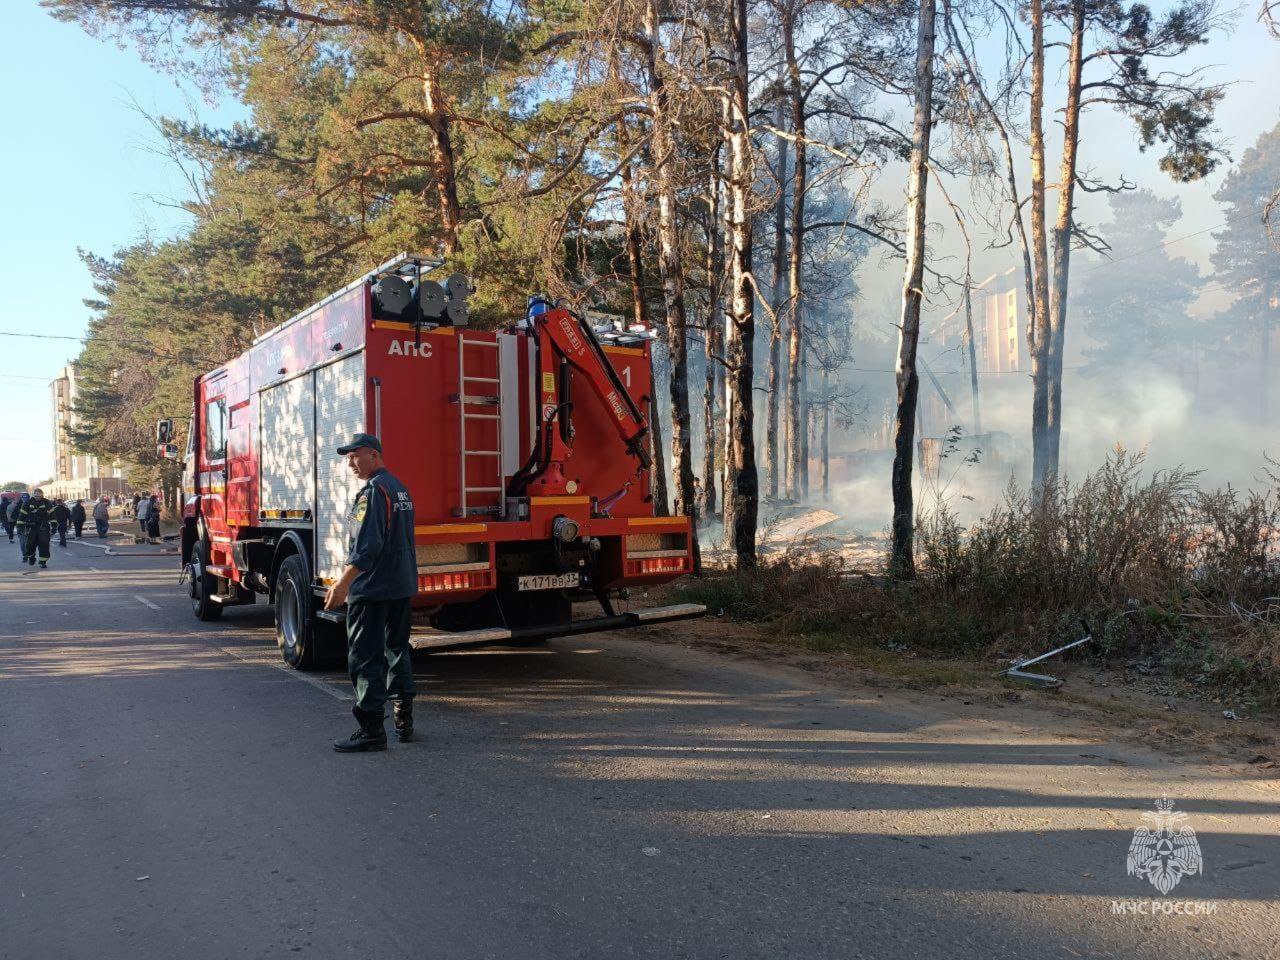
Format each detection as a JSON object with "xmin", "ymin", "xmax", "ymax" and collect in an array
[{"xmin": 1211, "ymin": 120, "xmax": 1280, "ymax": 422}]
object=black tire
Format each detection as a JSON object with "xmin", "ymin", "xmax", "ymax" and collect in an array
[
  {"xmin": 275, "ymin": 553, "xmax": 321, "ymax": 670},
  {"xmin": 188, "ymin": 541, "xmax": 224, "ymax": 621}
]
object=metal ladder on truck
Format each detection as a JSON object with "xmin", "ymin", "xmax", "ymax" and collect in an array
[{"xmin": 453, "ymin": 334, "xmax": 504, "ymax": 517}]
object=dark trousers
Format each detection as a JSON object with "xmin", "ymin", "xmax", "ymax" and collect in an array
[
  {"xmin": 346, "ymin": 597, "xmax": 415, "ymax": 718},
  {"xmin": 95, "ymin": 518, "xmax": 109, "ymax": 538},
  {"xmin": 23, "ymin": 525, "xmax": 50, "ymax": 562},
  {"xmin": 56, "ymin": 521, "xmax": 67, "ymax": 547},
  {"xmin": 73, "ymin": 520, "xmax": 84, "ymax": 538},
  {"xmin": 16, "ymin": 527, "xmax": 26, "ymax": 555},
  {"xmin": 3, "ymin": 520, "xmax": 12, "ymax": 541}
]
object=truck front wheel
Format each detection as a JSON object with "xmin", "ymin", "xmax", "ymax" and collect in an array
[
  {"xmin": 188, "ymin": 541, "xmax": 223, "ymax": 622},
  {"xmin": 275, "ymin": 554, "xmax": 321, "ymax": 670}
]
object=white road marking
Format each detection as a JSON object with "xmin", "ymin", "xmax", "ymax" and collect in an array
[
  {"xmin": 217, "ymin": 645, "xmax": 353, "ymax": 701},
  {"xmin": 134, "ymin": 595, "xmax": 161, "ymax": 611}
]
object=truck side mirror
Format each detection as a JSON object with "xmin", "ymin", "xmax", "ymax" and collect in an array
[{"xmin": 156, "ymin": 418, "xmax": 174, "ymax": 444}]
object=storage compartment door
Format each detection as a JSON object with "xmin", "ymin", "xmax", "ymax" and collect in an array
[
  {"xmin": 314, "ymin": 352, "xmax": 367, "ymax": 582},
  {"xmin": 259, "ymin": 373, "xmax": 316, "ymax": 516}
]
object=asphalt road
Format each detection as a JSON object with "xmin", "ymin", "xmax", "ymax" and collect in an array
[{"xmin": 1, "ymin": 535, "xmax": 1277, "ymax": 960}]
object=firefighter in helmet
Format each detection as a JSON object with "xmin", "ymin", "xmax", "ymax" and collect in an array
[
  {"xmin": 324, "ymin": 433, "xmax": 418, "ymax": 752},
  {"xmin": 17, "ymin": 488, "xmax": 54, "ymax": 569}
]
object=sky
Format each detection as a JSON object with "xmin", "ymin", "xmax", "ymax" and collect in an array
[
  {"xmin": 0, "ymin": 1, "xmax": 1276, "ymax": 489},
  {"xmin": 0, "ymin": 3, "xmax": 241, "ymax": 486}
]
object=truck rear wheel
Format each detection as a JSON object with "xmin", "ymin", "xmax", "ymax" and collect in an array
[
  {"xmin": 275, "ymin": 554, "xmax": 322, "ymax": 670},
  {"xmin": 188, "ymin": 541, "xmax": 223, "ymax": 622}
]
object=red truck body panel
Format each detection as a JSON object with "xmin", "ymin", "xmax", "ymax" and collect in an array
[{"xmin": 186, "ymin": 264, "xmax": 693, "ymax": 620}]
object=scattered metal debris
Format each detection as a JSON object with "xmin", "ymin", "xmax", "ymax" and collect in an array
[{"xmin": 996, "ymin": 619, "xmax": 1093, "ymax": 688}]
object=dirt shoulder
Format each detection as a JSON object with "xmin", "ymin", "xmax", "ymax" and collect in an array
[{"xmin": 626, "ymin": 588, "xmax": 1280, "ymax": 782}]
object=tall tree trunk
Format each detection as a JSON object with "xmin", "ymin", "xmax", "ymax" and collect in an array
[
  {"xmin": 701, "ymin": 153, "xmax": 723, "ymax": 520},
  {"xmin": 800, "ymin": 352, "xmax": 810, "ymax": 499},
  {"xmin": 963, "ymin": 277, "xmax": 981, "ymax": 435},
  {"xmin": 820, "ymin": 365, "xmax": 830, "ymax": 500},
  {"xmin": 621, "ymin": 160, "xmax": 648, "ymax": 333},
  {"xmin": 783, "ymin": 8, "xmax": 807, "ymax": 502},
  {"xmin": 1262, "ymin": 299, "xmax": 1272, "ymax": 423},
  {"xmin": 723, "ymin": 0, "xmax": 758, "ymax": 566},
  {"xmin": 889, "ymin": 0, "xmax": 936, "ymax": 579},
  {"xmin": 1046, "ymin": 0, "xmax": 1085, "ymax": 475},
  {"xmin": 719, "ymin": 93, "xmax": 734, "ymax": 537},
  {"xmin": 649, "ymin": 387, "xmax": 670, "ymax": 515},
  {"xmin": 766, "ymin": 103, "xmax": 789, "ymax": 500},
  {"xmin": 421, "ymin": 66, "xmax": 462, "ymax": 255},
  {"xmin": 619, "ymin": 145, "xmax": 670, "ymax": 517},
  {"xmin": 641, "ymin": 0, "xmax": 697, "ymax": 529},
  {"xmin": 1027, "ymin": 0, "xmax": 1053, "ymax": 490}
]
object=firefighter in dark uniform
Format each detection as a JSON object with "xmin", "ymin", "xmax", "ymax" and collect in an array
[
  {"xmin": 1, "ymin": 494, "xmax": 15, "ymax": 542},
  {"xmin": 324, "ymin": 434, "xmax": 418, "ymax": 752},
  {"xmin": 17, "ymin": 488, "xmax": 54, "ymax": 568}
]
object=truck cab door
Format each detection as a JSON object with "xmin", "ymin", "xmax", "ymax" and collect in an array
[
  {"xmin": 201, "ymin": 392, "xmax": 228, "ymax": 532},
  {"xmin": 225, "ymin": 398, "xmax": 252, "ymax": 527}
]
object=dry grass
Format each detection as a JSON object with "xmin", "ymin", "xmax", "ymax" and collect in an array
[{"xmin": 679, "ymin": 450, "xmax": 1280, "ymax": 704}]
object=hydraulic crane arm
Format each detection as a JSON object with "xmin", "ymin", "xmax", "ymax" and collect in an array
[
  {"xmin": 510, "ymin": 307, "xmax": 651, "ymax": 500},
  {"xmin": 536, "ymin": 308, "xmax": 651, "ymax": 467}
]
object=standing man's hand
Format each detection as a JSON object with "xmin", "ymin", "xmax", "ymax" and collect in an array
[
  {"xmin": 324, "ymin": 581, "xmax": 349, "ymax": 611},
  {"xmin": 324, "ymin": 566, "xmax": 359, "ymax": 611}
]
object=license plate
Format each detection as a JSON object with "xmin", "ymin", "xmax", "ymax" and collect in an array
[{"xmin": 516, "ymin": 572, "xmax": 581, "ymax": 592}]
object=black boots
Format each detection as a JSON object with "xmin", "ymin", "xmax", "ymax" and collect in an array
[
  {"xmin": 332, "ymin": 704, "xmax": 415, "ymax": 752},
  {"xmin": 392, "ymin": 700, "xmax": 414, "ymax": 743},
  {"xmin": 333, "ymin": 709, "xmax": 387, "ymax": 753}
]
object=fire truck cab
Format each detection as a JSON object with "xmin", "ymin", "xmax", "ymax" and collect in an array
[{"xmin": 167, "ymin": 254, "xmax": 702, "ymax": 668}]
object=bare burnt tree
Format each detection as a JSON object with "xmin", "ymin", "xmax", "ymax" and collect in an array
[
  {"xmin": 765, "ymin": 99, "xmax": 791, "ymax": 500},
  {"xmin": 699, "ymin": 149, "xmax": 725, "ymax": 520},
  {"xmin": 890, "ymin": 0, "xmax": 936, "ymax": 578},
  {"xmin": 722, "ymin": 0, "xmax": 760, "ymax": 565}
]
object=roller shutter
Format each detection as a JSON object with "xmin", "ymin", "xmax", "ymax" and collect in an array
[
  {"xmin": 259, "ymin": 373, "xmax": 315, "ymax": 515},
  {"xmin": 314, "ymin": 352, "xmax": 367, "ymax": 581}
]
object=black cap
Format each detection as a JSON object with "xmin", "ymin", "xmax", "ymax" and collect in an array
[{"xmin": 336, "ymin": 433, "xmax": 383, "ymax": 455}]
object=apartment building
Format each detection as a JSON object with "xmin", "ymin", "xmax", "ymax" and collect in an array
[{"xmin": 48, "ymin": 364, "xmax": 127, "ymax": 501}]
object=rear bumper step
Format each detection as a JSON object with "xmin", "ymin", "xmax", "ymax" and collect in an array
[
  {"xmin": 410, "ymin": 602, "xmax": 706, "ymax": 650},
  {"xmin": 316, "ymin": 602, "xmax": 705, "ymax": 650}
]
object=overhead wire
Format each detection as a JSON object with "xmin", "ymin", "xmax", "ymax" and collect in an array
[{"xmin": 0, "ymin": 330, "xmax": 218, "ymax": 365}]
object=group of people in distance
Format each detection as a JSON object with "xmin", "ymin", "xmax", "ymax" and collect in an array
[
  {"xmin": 124, "ymin": 492, "xmax": 164, "ymax": 543},
  {"xmin": 0, "ymin": 490, "xmax": 161, "ymax": 569}
]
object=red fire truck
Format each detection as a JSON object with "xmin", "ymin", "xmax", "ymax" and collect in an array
[{"xmin": 163, "ymin": 254, "xmax": 702, "ymax": 668}]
